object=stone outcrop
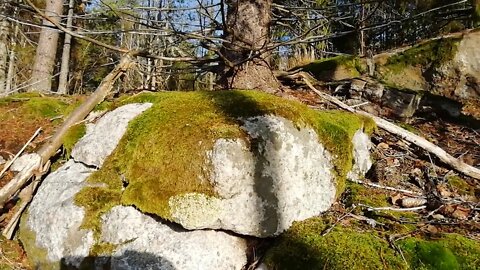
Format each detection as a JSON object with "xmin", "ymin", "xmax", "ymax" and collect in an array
[{"xmin": 20, "ymin": 91, "xmax": 374, "ymax": 269}]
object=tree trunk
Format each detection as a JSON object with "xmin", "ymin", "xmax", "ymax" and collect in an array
[
  {"xmin": 0, "ymin": 3, "xmax": 9, "ymax": 95},
  {"xmin": 58, "ymin": 0, "xmax": 75, "ymax": 94},
  {"xmin": 28, "ymin": 0, "xmax": 64, "ymax": 93},
  {"xmin": 217, "ymin": 0, "xmax": 280, "ymax": 92},
  {"xmin": 473, "ymin": 0, "xmax": 480, "ymax": 27}
]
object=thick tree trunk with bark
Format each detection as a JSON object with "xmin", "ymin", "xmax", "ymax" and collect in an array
[
  {"xmin": 28, "ymin": 0, "xmax": 64, "ymax": 93},
  {"xmin": 217, "ymin": 0, "xmax": 280, "ymax": 92},
  {"xmin": 0, "ymin": 3, "xmax": 9, "ymax": 94}
]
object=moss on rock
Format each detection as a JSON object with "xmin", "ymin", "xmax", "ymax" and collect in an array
[
  {"xmin": 301, "ymin": 56, "xmax": 366, "ymax": 81},
  {"xmin": 62, "ymin": 123, "xmax": 86, "ymax": 158},
  {"xmin": 18, "ymin": 212, "xmax": 58, "ymax": 270},
  {"xmin": 75, "ymin": 90, "xmax": 374, "ymax": 232},
  {"xmin": 376, "ymin": 37, "xmax": 461, "ymax": 91},
  {"xmin": 265, "ymin": 217, "xmax": 480, "ymax": 270}
]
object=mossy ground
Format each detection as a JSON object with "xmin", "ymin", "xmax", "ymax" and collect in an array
[
  {"xmin": 75, "ymin": 90, "xmax": 374, "ymax": 236},
  {"xmin": 301, "ymin": 55, "xmax": 366, "ymax": 81},
  {"xmin": 0, "ymin": 93, "xmax": 84, "ymax": 187},
  {"xmin": 265, "ymin": 217, "xmax": 480, "ymax": 270},
  {"xmin": 0, "ymin": 235, "xmax": 31, "ymax": 270}
]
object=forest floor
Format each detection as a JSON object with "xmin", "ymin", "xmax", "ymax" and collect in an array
[
  {"xmin": 286, "ymin": 85, "xmax": 480, "ymax": 242},
  {"xmin": 0, "ymin": 87, "xmax": 478, "ymax": 269}
]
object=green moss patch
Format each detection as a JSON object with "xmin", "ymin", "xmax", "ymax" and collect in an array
[
  {"xmin": 75, "ymin": 90, "xmax": 374, "ymax": 232},
  {"xmin": 398, "ymin": 234, "xmax": 480, "ymax": 270},
  {"xmin": 265, "ymin": 217, "xmax": 480, "ymax": 270},
  {"xmin": 301, "ymin": 56, "xmax": 366, "ymax": 81},
  {"xmin": 62, "ymin": 123, "xmax": 86, "ymax": 158},
  {"xmin": 446, "ymin": 174, "xmax": 477, "ymax": 198},
  {"xmin": 264, "ymin": 217, "xmax": 404, "ymax": 270}
]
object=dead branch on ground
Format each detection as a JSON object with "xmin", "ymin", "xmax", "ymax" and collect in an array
[{"xmin": 297, "ymin": 73, "xmax": 480, "ymax": 180}]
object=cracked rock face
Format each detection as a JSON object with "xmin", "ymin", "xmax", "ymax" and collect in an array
[
  {"xmin": 99, "ymin": 206, "xmax": 247, "ymax": 270},
  {"xmin": 170, "ymin": 116, "xmax": 339, "ymax": 237}
]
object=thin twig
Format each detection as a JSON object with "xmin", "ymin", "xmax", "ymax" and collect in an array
[
  {"xmin": 349, "ymin": 178, "xmax": 424, "ymax": 197},
  {"xmin": 359, "ymin": 203, "xmax": 426, "ymax": 212},
  {"xmin": 0, "ymin": 128, "xmax": 42, "ymax": 179}
]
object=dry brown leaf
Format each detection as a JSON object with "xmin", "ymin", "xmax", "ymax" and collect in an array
[
  {"xmin": 377, "ymin": 142, "xmax": 389, "ymax": 150},
  {"xmin": 451, "ymin": 206, "xmax": 470, "ymax": 220},
  {"xmin": 390, "ymin": 193, "xmax": 403, "ymax": 205},
  {"xmin": 437, "ymin": 184, "xmax": 452, "ymax": 198}
]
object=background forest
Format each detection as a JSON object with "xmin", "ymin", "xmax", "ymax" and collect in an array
[{"xmin": 0, "ymin": 0, "xmax": 479, "ymax": 95}]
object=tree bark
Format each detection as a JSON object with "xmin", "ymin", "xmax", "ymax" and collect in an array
[
  {"xmin": 57, "ymin": 0, "xmax": 75, "ymax": 94},
  {"xmin": 28, "ymin": 0, "xmax": 64, "ymax": 93},
  {"xmin": 0, "ymin": 3, "xmax": 9, "ymax": 94},
  {"xmin": 217, "ymin": 0, "xmax": 280, "ymax": 92}
]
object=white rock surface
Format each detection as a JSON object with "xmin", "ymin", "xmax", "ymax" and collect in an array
[
  {"xmin": 22, "ymin": 103, "xmax": 249, "ymax": 270},
  {"xmin": 100, "ymin": 206, "xmax": 247, "ymax": 270},
  {"xmin": 72, "ymin": 103, "xmax": 152, "ymax": 167},
  {"xmin": 10, "ymin": 153, "xmax": 42, "ymax": 172},
  {"xmin": 170, "ymin": 116, "xmax": 338, "ymax": 237},
  {"xmin": 24, "ymin": 160, "xmax": 95, "ymax": 268},
  {"xmin": 348, "ymin": 129, "xmax": 373, "ymax": 181}
]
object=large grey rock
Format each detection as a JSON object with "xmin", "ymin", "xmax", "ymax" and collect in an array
[
  {"xmin": 72, "ymin": 103, "xmax": 152, "ymax": 167},
  {"xmin": 169, "ymin": 116, "xmax": 362, "ymax": 237},
  {"xmin": 22, "ymin": 103, "xmax": 249, "ymax": 270},
  {"xmin": 100, "ymin": 206, "xmax": 247, "ymax": 270},
  {"xmin": 23, "ymin": 160, "xmax": 95, "ymax": 268}
]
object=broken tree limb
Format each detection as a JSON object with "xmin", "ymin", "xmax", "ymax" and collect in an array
[
  {"xmin": 301, "ymin": 74, "xmax": 480, "ymax": 180},
  {"xmin": 0, "ymin": 53, "xmax": 137, "ymax": 209}
]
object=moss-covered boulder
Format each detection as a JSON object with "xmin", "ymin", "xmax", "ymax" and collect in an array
[
  {"xmin": 373, "ymin": 30, "xmax": 480, "ymax": 118},
  {"xmin": 264, "ymin": 217, "xmax": 480, "ymax": 270},
  {"xmin": 20, "ymin": 90, "xmax": 374, "ymax": 268},
  {"xmin": 301, "ymin": 56, "xmax": 367, "ymax": 81}
]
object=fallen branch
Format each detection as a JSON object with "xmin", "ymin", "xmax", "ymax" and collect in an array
[
  {"xmin": 0, "ymin": 128, "xmax": 42, "ymax": 179},
  {"xmin": 348, "ymin": 179, "xmax": 424, "ymax": 197},
  {"xmin": 0, "ymin": 53, "xmax": 137, "ymax": 210},
  {"xmin": 359, "ymin": 203, "xmax": 427, "ymax": 212},
  {"xmin": 301, "ymin": 74, "xmax": 480, "ymax": 180}
]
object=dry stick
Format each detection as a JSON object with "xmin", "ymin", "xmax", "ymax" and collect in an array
[
  {"xmin": 302, "ymin": 75, "xmax": 480, "ymax": 180},
  {"xmin": 0, "ymin": 53, "xmax": 137, "ymax": 210},
  {"xmin": 0, "ymin": 128, "xmax": 42, "ymax": 179},
  {"xmin": 349, "ymin": 179, "xmax": 424, "ymax": 197},
  {"xmin": 359, "ymin": 204, "xmax": 427, "ymax": 212}
]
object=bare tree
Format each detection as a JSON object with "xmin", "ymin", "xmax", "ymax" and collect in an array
[
  {"xmin": 0, "ymin": 2, "xmax": 9, "ymax": 94},
  {"xmin": 28, "ymin": 0, "xmax": 64, "ymax": 93},
  {"xmin": 58, "ymin": 0, "xmax": 75, "ymax": 94}
]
